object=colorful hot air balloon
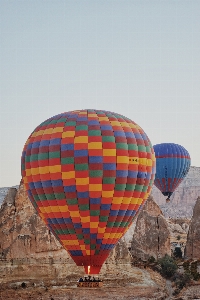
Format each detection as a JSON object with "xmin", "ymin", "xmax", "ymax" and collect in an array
[
  {"xmin": 153, "ymin": 143, "xmax": 191, "ymax": 202},
  {"xmin": 21, "ymin": 109, "xmax": 156, "ymax": 274}
]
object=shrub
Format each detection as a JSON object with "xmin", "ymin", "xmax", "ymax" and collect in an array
[
  {"xmin": 157, "ymin": 255, "xmax": 178, "ymax": 278},
  {"xmin": 148, "ymin": 256, "xmax": 156, "ymax": 263}
]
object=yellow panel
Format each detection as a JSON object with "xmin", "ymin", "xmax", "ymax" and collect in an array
[
  {"xmin": 35, "ymin": 129, "xmax": 45, "ymax": 137},
  {"xmin": 129, "ymin": 157, "xmax": 139, "ymax": 164},
  {"xmin": 59, "ymin": 206, "xmax": 69, "ymax": 212},
  {"xmin": 23, "ymin": 176, "xmax": 28, "ymax": 184},
  {"xmin": 43, "ymin": 128, "xmax": 53, "ymax": 135},
  {"xmin": 27, "ymin": 167, "xmax": 50, "ymax": 176},
  {"xmin": 98, "ymin": 117, "xmax": 108, "ymax": 121},
  {"xmin": 136, "ymin": 198, "xmax": 143, "ymax": 205},
  {"xmin": 63, "ymin": 240, "xmax": 79, "ymax": 246},
  {"xmin": 102, "ymin": 190, "xmax": 114, "ymax": 197},
  {"xmin": 122, "ymin": 197, "xmax": 131, "ymax": 204},
  {"xmin": 62, "ymin": 131, "xmax": 75, "ymax": 138},
  {"xmin": 81, "ymin": 216, "xmax": 90, "ymax": 223},
  {"xmin": 76, "ymin": 178, "xmax": 89, "ymax": 185},
  {"xmin": 103, "ymin": 149, "xmax": 116, "ymax": 156},
  {"xmin": 88, "ymin": 114, "xmax": 97, "ymax": 117},
  {"xmin": 62, "ymin": 171, "xmax": 75, "ymax": 179},
  {"xmin": 129, "ymin": 123, "xmax": 137, "ymax": 129},
  {"xmin": 120, "ymin": 122, "xmax": 130, "ymax": 127},
  {"xmin": 103, "ymin": 233, "xmax": 111, "ymax": 239},
  {"xmin": 52, "ymin": 127, "xmax": 64, "ymax": 133},
  {"xmin": 86, "ymin": 250, "xmax": 90, "ymax": 255},
  {"xmin": 88, "ymin": 142, "xmax": 102, "ymax": 149},
  {"xmin": 90, "ymin": 222, "xmax": 99, "ymax": 228},
  {"xmin": 79, "ymin": 111, "xmax": 87, "ymax": 115},
  {"xmin": 70, "ymin": 211, "xmax": 80, "ymax": 217},
  {"xmin": 89, "ymin": 184, "xmax": 102, "ymax": 191},
  {"xmin": 49, "ymin": 165, "xmax": 61, "ymax": 173},
  {"xmin": 117, "ymin": 156, "xmax": 129, "ymax": 164},
  {"xmin": 139, "ymin": 158, "xmax": 153, "ymax": 166},
  {"xmin": 130, "ymin": 198, "xmax": 139, "ymax": 204},
  {"xmin": 112, "ymin": 197, "xmax": 123, "ymax": 204},
  {"xmin": 110, "ymin": 121, "xmax": 121, "ymax": 126},
  {"xmin": 40, "ymin": 206, "xmax": 69, "ymax": 214},
  {"xmin": 74, "ymin": 136, "xmax": 88, "ymax": 143},
  {"xmin": 98, "ymin": 227, "xmax": 106, "ymax": 233},
  {"xmin": 80, "ymin": 245, "xmax": 86, "ymax": 250}
]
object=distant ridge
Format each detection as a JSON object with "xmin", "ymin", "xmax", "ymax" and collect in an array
[
  {"xmin": 0, "ymin": 186, "xmax": 19, "ymax": 207},
  {"xmin": 152, "ymin": 166, "xmax": 200, "ymax": 218}
]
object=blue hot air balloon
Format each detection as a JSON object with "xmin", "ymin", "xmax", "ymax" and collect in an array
[{"xmin": 153, "ymin": 143, "xmax": 191, "ymax": 202}]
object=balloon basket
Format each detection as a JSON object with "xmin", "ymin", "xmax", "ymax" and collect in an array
[{"xmin": 77, "ymin": 281, "xmax": 103, "ymax": 288}]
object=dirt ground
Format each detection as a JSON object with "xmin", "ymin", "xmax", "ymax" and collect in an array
[{"xmin": 0, "ymin": 285, "xmax": 166, "ymax": 300}]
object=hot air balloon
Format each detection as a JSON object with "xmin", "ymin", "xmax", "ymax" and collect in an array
[
  {"xmin": 21, "ymin": 109, "xmax": 156, "ymax": 274},
  {"xmin": 153, "ymin": 143, "xmax": 191, "ymax": 202}
]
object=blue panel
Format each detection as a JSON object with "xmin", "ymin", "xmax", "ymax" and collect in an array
[
  {"xmin": 69, "ymin": 250, "xmax": 83, "ymax": 256},
  {"xmin": 74, "ymin": 149, "xmax": 88, "ymax": 157},
  {"xmin": 82, "ymin": 228, "xmax": 90, "ymax": 234},
  {"xmin": 74, "ymin": 223, "xmax": 82, "ymax": 228},
  {"xmin": 64, "ymin": 185, "xmax": 76, "ymax": 192},
  {"xmin": 103, "ymin": 163, "xmax": 116, "ymax": 170},
  {"xmin": 77, "ymin": 191, "xmax": 89, "ymax": 198},
  {"xmin": 89, "ymin": 156, "xmax": 103, "ymax": 163},
  {"xmin": 61, "ymin": 144, "xmax": 74, "ymax": 151},
  {"xmin": 116, "ymin": 170, "xmax": 128, "ymax": 177},
  {"xmin": 110, "ymin": 210, "xmax": 119, "ymax": 216},
  {"xmin": 101, "ymin": 204, "xmax": 111, "ymax": 210},
  {"xmin": 90, "ymin": 198, "xmax": 101, "ymax": 204},
  {"xmin": 49, "ymin": 138, "xmax": 61, "ymax": 145}
]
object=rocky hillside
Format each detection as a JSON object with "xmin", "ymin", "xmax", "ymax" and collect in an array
[
  {"xmin": 0, "ymin": 186, "xmax": 18, "ymax": 207},
  {"xmin": 0, "ymin": 182, "xmax": 165, "ymax": 295},
  {"xmin": 152, "ymin": 166, "xmax": 200, "ymax": 218}
]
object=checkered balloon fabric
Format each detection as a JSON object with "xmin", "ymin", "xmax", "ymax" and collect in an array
[{"xmin": 21, "ymin": 109, "xmax": 156, "ymax": 274}]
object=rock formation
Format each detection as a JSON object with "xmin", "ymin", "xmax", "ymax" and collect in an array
[
  {"xmin": 130, "ymin": 195, "xmax": 171, "ymax": 261},
  {"xmin": 153, "ymin": 166, "xmax": 200, "ymax": 219},
  {"xmin": 0, "ymin": 183, "xmax": 159, "ymax": 288},
  {"xmin": 184, "ymin": 197, "xmax": 200, "ymax": 259}
]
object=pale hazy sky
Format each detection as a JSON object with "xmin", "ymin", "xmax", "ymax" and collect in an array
[{"xmin": 0, "ymin": 0, "xmax": 200, "ymax": 187}]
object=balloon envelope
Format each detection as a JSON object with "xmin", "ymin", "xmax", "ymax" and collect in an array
[
  {"xmin": 153, "ymin": 143, "xmax": 191, "ymax": 200},
  {"xmin": 21, "ymin": 109, "xmax": 156, "ymax": 274}
]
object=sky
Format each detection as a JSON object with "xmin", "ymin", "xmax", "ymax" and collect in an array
[{"xmin": 0, "ymin": 0, "xmax": 200, "ymax": 187}]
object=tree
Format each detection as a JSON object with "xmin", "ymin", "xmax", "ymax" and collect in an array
[{"xmin": 157, "ymin": 254, "xmax": 178, "ymax": 278}]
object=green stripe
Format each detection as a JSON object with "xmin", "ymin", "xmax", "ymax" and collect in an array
[
  {"xmin": 102, "ymin": 136, "xmax": 115, "ymax": 142},
  {"xmin": 75, "ymin": 164, "xmax": 88, "ymax": 171},
  {"xmin": 76, "ymin": 125, "xmax": 88, "ymax": 131},
  {"xmin": 65, "ymin": 121, "xmax": 76, "ymax": 126},
  {"xmin": 79, "ymin": 204, "xmax": 89, "ymax": 211},
  {"xmin": 38, "ymin": 152, "xmax": 49, "ymax": 160},
  {"xmin": 125, "ymin": 184, "xmax": 136, "ymax": 191},
  {"xmin": 90, "ymin": 210, "xmax": 100, "ymax": 216},
  {"xmin": 61, "ymin": 157, "xmax": 74, "ymax": 164},
  {"xmin": 88, "ymin": 130, "xmax": 101, "ymax": 136},
  {"xmin": 100, "ymin": 216, "xmax": 109, "ymax": 222},
  {"xmin": 89, "ymin": 170, "xmax": 103, "ymax": 177},
  {"xmin": 49, "ymin": 151, "xmax": 60, "ymax": 159},
  {"xmin": 116, "ymin": 143, "xmax": 128, "ymax": 149},
  {"xmin": 103, "ymin": 177, "xmax": 115, "ymax": 184},
  {"xmin": 115, "ymin": 184, "xmax": 126, "ymax": 191},
  {"xmin": 128, "ymin": 144, "xmax": 138, "ymax": 150},
  {"xmin": 67, "ymin": 198, "xmax": 78, "ymax": 205}
]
